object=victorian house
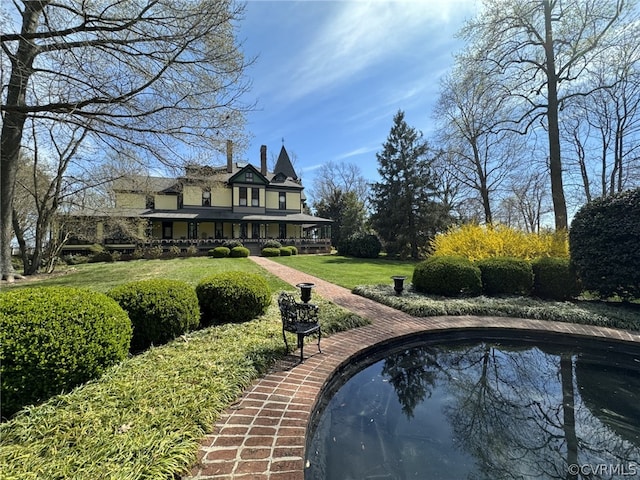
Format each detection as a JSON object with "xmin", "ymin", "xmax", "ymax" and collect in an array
[{"xmin": 61, "ymin": 142, "xmax": 332, "ymax": 255}]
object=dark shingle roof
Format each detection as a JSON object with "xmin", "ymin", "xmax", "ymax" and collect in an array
[{"xmin": 274, "ymin": 146, "xmax": 298, "ymax": 180}]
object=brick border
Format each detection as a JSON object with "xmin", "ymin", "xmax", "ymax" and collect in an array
[{"xmin": 184, "ymin": 257, "xmax": 640, "ymax": 479}]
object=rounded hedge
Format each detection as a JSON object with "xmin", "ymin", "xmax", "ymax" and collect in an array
[
  {"xmin": 0, "ymin": 287, "xmax": 132, "ymax": 418},
  {"xmin": 413, "ymin": 256, "xmax": 482, "ymax": 297},
  {"xmin": 208, "ymin": 246, "xmax": 230, "ymax": 258},
  {"xmin": 108, "ymin": 279, "xmax": 200, "ymax": 352},
  {"xmin": 570, "ymin": 188, "xmax": 640, "ymax": 299},
  {"xmin": 279, "ymin": 247, "xmax": 292, "ymax": 256},
  {"xmin": 196, "ymin": 271, "xmax": 271, "ymax": 325},
  {"xmin": 286, "ymin": 245, "xmax": 298, "ymax": 255},
  {"xmin": 532, "ymin": 257, "xmax": 580, "ymax": 300},
  {"xmin": 261, "ymin": 247, "xmax": 280, "ymax": 257},
  {"xmin": 476, "ymin": 257, "xmax": 533, "ymax": 296},
  {"xmin": 229, "ymin": 246, "xmax": 250, "ymax": 258}
]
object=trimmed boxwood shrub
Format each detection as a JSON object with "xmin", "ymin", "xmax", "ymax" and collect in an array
[
  {"xmin": 286, "ymin": 245, "xmax": 298, "ymax": 255},
  {"xmin": 208, "ymin": 246, "xmax": 230, "ymax": 258},
  {"xmin": 570, "ymin": 188, "xmax": 640, "ymax": 299},
  {"xmin": 413, "ymin": 256, "xmax": 482, "ymax": 297},
  {"xmin": 532, "ymin": 257, "xmax": 580, "ymax": 300},
  {"xmin": 230, "ymin": 246, "xmax": 250, "ymax": 258},
  {"xmin": 0, "ymin": 287, "xmax": 132, "ymax": 418},
  {"xmin": 196, "ymin": 271, "xmax": 271, "ymax": 325},
  {"xmin": 475, "ymin": 256, "xmax": 533, "ymax": 296},
  {"xmin": 108, "ymin": 279, "xmax": 200, "ymax": 352},
  {"xmin": 261, "ymin": 247, "xmax": 280, "ymax": 257},
  {"xmin": 279, "ymin": 247, "xmax": 292, "ymax": 256}
]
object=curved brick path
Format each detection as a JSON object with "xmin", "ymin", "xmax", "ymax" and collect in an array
[{"xmin": 184, "ymin": 256, "xmax": 640, "ymax": 480}]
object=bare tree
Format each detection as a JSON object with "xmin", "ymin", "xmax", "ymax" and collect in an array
[
  {"xmin": 435, "ymin": 62, "xmax": 523, "ymax": 224},
  {"xmin": 1, "ymin": 0, "xmax": 252, "ymax": 281},
  {"xmin": 460, "ymin": 0, "xmax": 634, "ymax": 230},
  {"xmin": 309, "ymin": 160, "xmax": 369, "ymax": 208}
]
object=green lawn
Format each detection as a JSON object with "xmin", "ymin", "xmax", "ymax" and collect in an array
[
  {"xmin": 4, "ymin": 257, "xmax": 292, "ymax": 292},
  {"xmin": 271, "ymin": 254, "xmax": 417, "ymax": 289}
]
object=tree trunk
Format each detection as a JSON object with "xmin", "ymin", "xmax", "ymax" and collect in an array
[
  {"xmin": 0, "ymin": 2, "xmax": 47, "ymax": 281},
  {"xmin": 560, "ymin": 354, "xmax": 578, "ymax": 480},
  {"xmin": 544, "ymin": 0, "xmax": 568, "ymax": 230}
]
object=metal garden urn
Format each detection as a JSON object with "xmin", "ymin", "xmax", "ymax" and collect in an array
[
  {"xmin": 296, "ymin": 282, "xmax": 315, "ymax": 303},
  {"xmin": 391, "ymin": 276, "xmax": 407, "ymax": 295}
]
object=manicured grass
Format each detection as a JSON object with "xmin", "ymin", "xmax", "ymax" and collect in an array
[
  {"xmin": 271, "ymin": 254, "xmax": 417, "ymax": 289},
  {"xmin": 3, "ymin": 257, "xmax": 291, "ymax": 292}
]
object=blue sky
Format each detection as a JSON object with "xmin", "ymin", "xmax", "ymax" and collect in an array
[{"xmin": 235, "ymin": 0, "xmax": 480, "ymax": 201}]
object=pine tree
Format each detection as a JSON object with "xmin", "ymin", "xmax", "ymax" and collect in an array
[{"xmin": 370, "ymin": 110, "xmax": 451, "ymax": 258}]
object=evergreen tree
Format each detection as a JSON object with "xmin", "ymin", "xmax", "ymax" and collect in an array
[
  {"xmin": 370, "ymin": 110, "xmax": 452, "ymax": 258},
  {"xmin": 314, "ymin": 189, "xmax": 366, "ymax": 249}
]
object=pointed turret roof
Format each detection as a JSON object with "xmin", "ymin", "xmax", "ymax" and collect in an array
[{"xmin": 274, "ymin": 145, "xmax": 298, "ymax": 180}]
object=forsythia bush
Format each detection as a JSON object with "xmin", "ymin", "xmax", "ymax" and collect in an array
[{"xmin": 430, "ymin": 224, "xmax": 568, "ymax": 261}]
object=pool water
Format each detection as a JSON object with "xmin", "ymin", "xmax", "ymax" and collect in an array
[{"xmin": 305, "ymin": 334, "xmax": 640, "ymax": 480}]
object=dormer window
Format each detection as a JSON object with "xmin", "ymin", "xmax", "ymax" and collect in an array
[
  {"xmin": 246, "ymin": 172, "xmax": 254, "ymax": 183},
  {"xmin": 202, "ymin": 190, "xmax": 211, "ymax": 207}
]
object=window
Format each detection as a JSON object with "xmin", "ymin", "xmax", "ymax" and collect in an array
[
  {"xmin": 202, "ymin": 190, "xmax": 211, "ymax": 207},
  {"xmin": 279, "ymin": 192, "xmax": 286, "ymax": 210},
  {"xmin": 239, "ymin": 187, "xmax": 247, "ymax": 206},
  {"xmin": 188, "ymin": 222, "xmax": 198, "ymax": 239},
  {"xmin": 245, "ymin": 172, "xmax": 254, "ymax": 182},
  {"xmin": 279, "ymin": 223, "xmax": 287, "ymax": 238},
  {"xmin": 251, "ymin": 188, "xmax": 259, "ymax": 207}
]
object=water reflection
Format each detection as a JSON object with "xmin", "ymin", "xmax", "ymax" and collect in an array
[{"xmin": 306, "ymin": 338, "xmax": 640, "ymax": 480}]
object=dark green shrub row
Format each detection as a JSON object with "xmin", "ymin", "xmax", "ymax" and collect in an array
[
  {"xmin": 476, "ymin": 257, "xmax": 533, "ymax": 296},
  {"xmin": 0, "ymin": 288, "xmax": 132, "ymax": 418},
  {"xmin": 230, "ymin": 246, "xmax": 250, "ymax": 258},
  {"xmin": 279, "ymin": 247, "xmax": 292, "ymax": 256},
  {"xmin": 413, "ymin": 256, "xmax": 482, "ymax": 296},
  {"xmin": 261, "ymin": 247, "xmax": 281, "ymax": 257},
  {"xmin": 413, "ymin": 255, "xmax": 579, "ymax": 299},
  {"xmin": 1, "ymin": 269, "xmax": 276, "ymax": 418},
  {"xmin": 570, "ymin": 188, "xmax": 640, "ymax": 300},
  {"xmin": 532, "ymin": 257, "xmax": 580, "ymax": 300},
  {"xmin": 196, "ymin": 272, "xmax": 271, "ymax": 325},
  {"xmin": 108, "ymin": 279, "xmax": 200, "ymax": 352},
  {"xmin": 208, "ymin": 246, "xmax": 230, "ymax": 258},
  {"xmin": 338, "ymin": 232, "xmax": 382, "ymax": 258}
]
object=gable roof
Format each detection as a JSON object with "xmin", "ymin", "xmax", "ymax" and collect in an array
[
  {"xmin": 228, "ymin": 164, "xmax": 269, "ymax": 185},
  {"xmin": 274, "ymin": 146, "xmax": 298, "ymax": 180}
]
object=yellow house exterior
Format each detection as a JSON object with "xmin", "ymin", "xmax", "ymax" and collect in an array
[{"xmin": 62, "ymin": 144, "xmax": 332, "ymax": 255}]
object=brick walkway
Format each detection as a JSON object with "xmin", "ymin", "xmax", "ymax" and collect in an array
[{"xmin": 184, "ymin": 257, "xmax": 640, "ymax": 480}]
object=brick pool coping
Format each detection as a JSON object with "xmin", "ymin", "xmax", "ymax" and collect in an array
[{"xmin": 184, "ymin": 257, "xmax": 640, "ymax": 480}]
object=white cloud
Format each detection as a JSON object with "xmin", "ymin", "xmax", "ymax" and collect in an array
[{"xmin": 281, "ymin": 0, "xmax": 476, "ymax": 101}]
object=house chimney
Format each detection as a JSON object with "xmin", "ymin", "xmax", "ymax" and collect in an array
[
  {"xmin": 226, "ymin": 139, "xmax": 233, "ymax": 173},
  {"xmin": 260, "ymin": 145, "xmax": 267, "ymax": 175}
]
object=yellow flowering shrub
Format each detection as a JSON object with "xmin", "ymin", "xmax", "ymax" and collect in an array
[{"xmin": 430, "ymin": 224, "xmax": 568, "ymax": 261}]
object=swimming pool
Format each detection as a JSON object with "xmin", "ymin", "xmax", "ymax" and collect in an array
[{"xmin": 306, "ymin": 331, "xmax": 640, "ymax": 479}]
